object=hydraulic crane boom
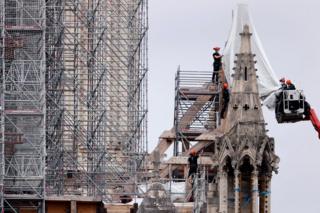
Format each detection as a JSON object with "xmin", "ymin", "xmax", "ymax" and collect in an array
[{"xmin": 309, "ymin": 108, "xmax": 320, "ymax": 139}]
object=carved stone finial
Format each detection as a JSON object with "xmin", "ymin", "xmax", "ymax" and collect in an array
[{"xmin": 239, "ymin": 24, "xmax": 253, "ymax": 54}]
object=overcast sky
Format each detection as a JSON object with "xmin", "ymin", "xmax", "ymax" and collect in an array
[{"xmin": 148, "ymin": 0, "xmax": 320, "ymax": 212}]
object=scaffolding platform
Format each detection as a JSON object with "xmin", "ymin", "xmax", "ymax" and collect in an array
[
  {"xmin": 173, "ymin": 69, "xmax": 220, "ymax": 156},
  {"xmin": 5, "ymin": 110, "xmax": 43, "ymax": 116},
  {"xmin": 5, "ymin": 25, "xmax": 42, "ymax": 31}
]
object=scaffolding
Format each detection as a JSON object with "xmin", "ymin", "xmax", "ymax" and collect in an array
[
  {"xmin": 0, "ymin": 0, "xmax": 148, "ymax": 211},
  {"xmin": 1, "ymin": 0, "xmax": 46, "ymax": 212},
  {"xmin": 193, "ymin": 170, "xmax": 207, "ymax": 213},
  {"xmin": 173, "ymin": 68, "xmax": 220, "ymax": 156},
  {"xmin": 45, "ymin": 0, "xmax": 148, "ymax": 200}
]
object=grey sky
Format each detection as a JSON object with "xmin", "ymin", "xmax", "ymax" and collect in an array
[{"xmin": 148, "ymin": 0, "xmax": 320, "ymax": 212}]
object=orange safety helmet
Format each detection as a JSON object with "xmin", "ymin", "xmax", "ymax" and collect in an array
[
  {"xmin": 190, "ymin": 149, "xmax": 196, "ymax": 156},
  {"xmin": 286, "ymin": 79, "xmax": 292, "ymax": 85},
  {"xmin": 223, "ymin": 82, "xmax": 228, "ymax": 89},
  {"xmin": 213, "ymin": 47, "xmax": 220, "ymax": 51}
]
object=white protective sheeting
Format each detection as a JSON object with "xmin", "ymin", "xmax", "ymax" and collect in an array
[{"xmin": 223, "ymin": 3, "xmax": 280, "ymax": 98}]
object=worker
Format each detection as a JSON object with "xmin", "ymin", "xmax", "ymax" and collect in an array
[
  {"xmin": 279, "ymin": 77, "xmax": 287, "ymax": 90},
  {"xmin": 275, "ymin": 78, "xmax": 287, "ymax": 115},
  {"xmin": 212, "ymin": 47, "xmax": 223, "ymax": 82},
  {"xmin": 187, "ymin": 149, "xmax": 198, "ymax": 202},
  {"xmin": 188, "ymin": 149, "xmax": 199, "ymax": 178},
  {"xmin": 285, "ymin": 79, "xmax": 296, "ymax": 90},
  {"xmin": 276, "ymin": 79, "xmax": 304, "ymax": 121},
  {"xmin": 221, "ymin": 83, "xmax": 230, "ymax": 119}
]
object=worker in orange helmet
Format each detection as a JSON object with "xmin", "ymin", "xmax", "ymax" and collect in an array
[
  {"xmin": 285, "ymin": 79, "xmax": 296, "ymax": 90},
  {"xmin": 188, "ymin": 149, "xmax": 198, "ymax": 178},
  {"xmin": 187, "ymin": 149, "xmax": 199, "ymax": 202},
  {"xmin": 223, "ymin": 82, "xmax": 228, "ymax": 89},
  {"xmin": 221, "ymin": 82, "xmax": 230, "ymax": 119},
  {"xmin": 212, "ymin": 47, "xmax": 223, "ymax": 83}
]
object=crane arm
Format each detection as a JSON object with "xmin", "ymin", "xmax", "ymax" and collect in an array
[{"xmin": 309, "ymin": 108, "xmax": 320, "ymax": 139}]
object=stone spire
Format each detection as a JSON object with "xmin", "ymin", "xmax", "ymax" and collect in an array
[
  {"xmin": 224, "ymin": 24, "xmax": 264, "ymax": 132},
  {"xmin": 216, "ymin": 25, "xmax": 279, "ymax": 213},
  {"xmin": 223, "ymin": 4, "xmax": 279, "ymax": 97}
]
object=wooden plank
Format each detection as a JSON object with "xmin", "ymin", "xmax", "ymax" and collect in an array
[
  {"xmin": 179, "ymin": 94, "xmax": 213, "ymax": 129},
  {"xmin": 196, "ymin": 128, "xmax": 224, "ymax": 141},
  {"xmin": 148, "ymin": 129, "xmax": 175, "ymax": 163},
  {"xmin": 159, "ymin": 141, "xmax": 214, "ymax": 178},
  {"xmin": 164, "ymin": 156, "xmax": 214, "ymax": 165},
  {"xmin": 46, "ymin": 195, "xmax": 101, "ymax": 202}
]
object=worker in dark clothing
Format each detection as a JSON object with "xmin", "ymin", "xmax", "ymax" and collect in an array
[
  {"xmin": 285, "ymin": 79, "xmax": 296, "ymax": 90},
  {"xmin": 279, "ymin": 77, "xmax": 287, "ymax": 90},
  {"xmin": 212, "ymin": 47, "xmax": 223, "ymax": 83},
  {"xmin": 275, "ymin": 78, "xmax": 287, "ymax": 115},
  {"xmin": 221, "ymin": 83, "xmax": 230, "ymax": 119},
  {"xmin": 275, "ymin": 79, "xmax": 298, "ymax": 120},
  {"xmin": 188, "ymin": 149, "xmax": 198, "ymax": 178},
  {"xmin": 188, "ymin": 149, "xmax": 198, "ymax": 202}
]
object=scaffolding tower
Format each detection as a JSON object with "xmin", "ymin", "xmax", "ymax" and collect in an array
[
  {"xmin": 45, "ymin": 0, "xmax": 148, "ymax": 200},
  {"xmin": 1, "ymin": 0, "xmax": 46, "ymax": 212},
  {"xmin": 173, "ymin": 69, "xmax": 220, "ymax": 156},
  {"xmin": 0, "ymin": 0, "xmax": 148, "ymax": 211}
]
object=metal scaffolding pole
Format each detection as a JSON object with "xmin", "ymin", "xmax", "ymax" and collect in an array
[{"xmin": 0, "ymin": 1, "xmax": 4, "ymax": 212}]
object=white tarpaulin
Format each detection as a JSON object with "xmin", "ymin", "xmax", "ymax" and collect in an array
[{"xmin": 223, "ymin": 3, "xmax": 280, "ymax": 98}]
